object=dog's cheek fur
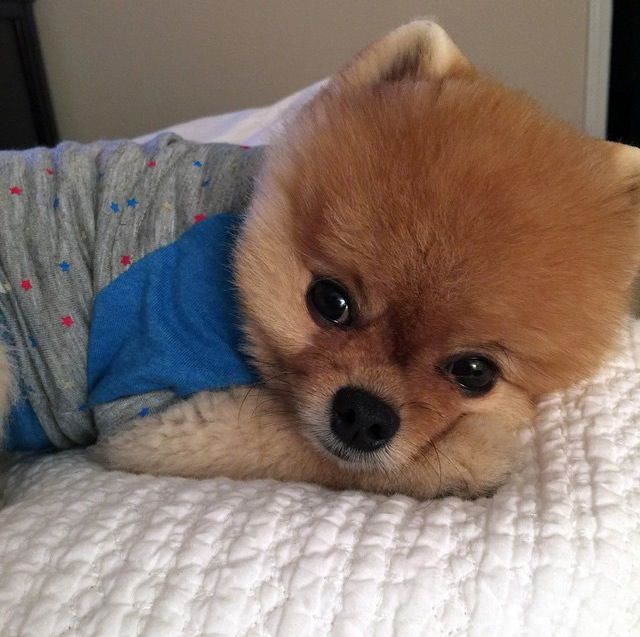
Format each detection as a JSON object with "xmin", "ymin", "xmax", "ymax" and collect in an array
[
  {"xmin": 435, "ymin": 382, "xmax": 536, "ymax": 495},
  {"xmin": 234, "ymin": 166, "xmax": 315, "ymax": 369}
]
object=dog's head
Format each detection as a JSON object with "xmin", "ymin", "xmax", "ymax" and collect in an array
[{"xmin": 235, "ymin": 22, "xmax": 640, "ymax": 497}]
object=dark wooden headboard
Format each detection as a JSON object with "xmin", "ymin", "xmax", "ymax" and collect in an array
[{"xmin": 0, "ymin": 0, "xmax": 57, "ymax": 149}]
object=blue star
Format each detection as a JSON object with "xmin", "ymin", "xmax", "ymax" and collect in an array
[
  {"xmin": 201, "ymin": 179, "xmax": 210, "ymax": 188},
  {"xmin": 59, "ymin": 260, "xmax": 70, "ymax": 272},
  {"xmin": 193, "ymin": 160, "xmax": 203, "ymax": 167},
  {"xmin": 139, "ymin": 407, "xmax": 150, "ymax": 418},
  {"xmin": 127, "ymin": 197, "xmax": 138, "ymax": 208},
  {"xmin": 53, "ymin": 197, "xmax": 60, "ymax": 210},
  {"xmin": 28, "ymin": 336, "xmax": 38, "ymax": 348},
  {"xmin": 78, "ymin": 403, "xmax": 88, "ymax": 412},
  {"xmin": 110, "ymin": 202, "xmax": 120, "ymax": 213}
]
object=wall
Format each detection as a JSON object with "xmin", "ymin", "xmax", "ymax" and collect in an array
[{"xmin": 34, "ymin": 0, "xmax": 590, "ymax": 141}]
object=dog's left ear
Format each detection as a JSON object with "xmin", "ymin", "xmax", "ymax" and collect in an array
[
  {"xmin": 607, "ymin": 142, "xmax": 640, "ymax": 315},
  {"xmin": 605, "ymin": 141, "xmax": 640, "ymax": 300},
  {"xmin": 603, "ymin": 142, "xmax": 640, "ymax": 213},
  {"xmin": 329, "ymin": 20, "xmax": 475, "ymax": 93},
  {"xmin": 607, "ymin": 141, "xmax": 640, "ymax": 192}
]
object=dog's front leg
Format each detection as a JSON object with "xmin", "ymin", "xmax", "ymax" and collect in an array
[{"xmin": 92, "ymin": 387, "xmax": 341, "ymax": 487}]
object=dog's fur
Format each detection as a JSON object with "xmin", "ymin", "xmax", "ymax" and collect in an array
[{"xmin": 3, "ymin": 22, "xmax": 640, "ymax": 500}]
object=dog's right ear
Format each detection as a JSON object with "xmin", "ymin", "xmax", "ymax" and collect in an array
[{"xmin": 329, "ymin": 20, "xmax": 475, "ymax": 93}]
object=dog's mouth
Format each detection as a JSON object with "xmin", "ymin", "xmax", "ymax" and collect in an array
[
  {"xmin": 321, "ymin": 438, "xmax": 358, "ymax": 462},
  {"xmin": 309, "ymin": 429, "xmax": 390, "ymax": 472}
]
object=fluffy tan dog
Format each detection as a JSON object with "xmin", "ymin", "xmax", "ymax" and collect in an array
[{"xmin": 5, "ymin": 22, "xmax": 640, "ymax": 499}]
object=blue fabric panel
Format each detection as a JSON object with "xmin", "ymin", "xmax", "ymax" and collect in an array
[
  {"xmin": 4, "ymin": 398, "xmax": 52, "ymax": 452},
  {"xmin": 87, "ymin": 213, "xmax": 258, "ymax": 405}
]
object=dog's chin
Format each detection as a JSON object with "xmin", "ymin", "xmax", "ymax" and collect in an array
[{"xmin": 303, "ymin": 427, "xmax": 391, "ymax": 473}]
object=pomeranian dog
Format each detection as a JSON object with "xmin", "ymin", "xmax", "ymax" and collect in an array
[{"xmin": 2, "ymin": 21, "xmax": 639, "ymax": 500}]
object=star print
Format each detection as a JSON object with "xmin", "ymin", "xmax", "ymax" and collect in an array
[
  {"xmin": 61, "ymin": 380, "xmax": 73, "ymax": 390},
  {"xmin": 78, "ymin": 403, "xmax": 88, "ymax": 412},
  {"xmin": 29, "ymin": 336, "xmax": 38, "ymax": 348},
  {"xmin": 127, "ymin": 198, "xmax": 138, "ymax": 208},
  {"xmin": 193, "ymin": 160, "xmax": 203, "ymax": 167},
  {"xmin": 0, "ymin": 282, "xmax": 12, "ymax": 294},
  {"xmin": 61, "ymin": 315, "xmax": 74, "ymax": 327},
  {"xmin": 139, "ymin": 407, "xmax": 150, "ymax": 418},
  {"xmin": 161, "ymin": 202, "xmax": 173, "ymax": 211},
  {"xmin": 59, "ymin": 261, "xmax": 70, "ymax": 272},
  {"xmin": 201, "ymin": 179, "xmax": 210, "ymax": 188},
  {"xmin": 21, "ymin": 279, "xmax": 32, "ymax": 291},
  {"xmin": 240, "ymin": 145, "xmax": 250, "ymax": 150},
  {"xmin": 9, "ymin": 186, "xmax": 22, "ymax": 195},
  {"xmin": 194, "ymin": 213, "xmax": 206, "ymax": 223},
  {"xmin": 110, "ymin": 202, "xmax": 120, "ymax": 213},
  {"xmin": 120, "ymin": 255, "xmax": 132, "ymax": 266},
  {"xmin": 53, "ymin": 197, "xmax": 60, "ymax": 210},
  {"xmin": 147, "ymin": 160, "xmax": 156, "ymax": 168},
  {"xmin": 45, "ymin": 168, "xmax": 54, "ymax": 175}
]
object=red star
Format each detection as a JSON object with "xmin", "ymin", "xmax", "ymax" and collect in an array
[
  {"xmin": 147, "ymin": 160, "xmax": 156, "ymax": 168},
  {"xmin": 194, "ymin": 213, "xmax": 206, "ymax": 223},
  {"xmin": 61, "ymin": 315, "xmax": 74, "ymax": 327},
  {"xmin": 45, "ymin": 168, "xmax": 55, "ymax": 175},
  {"xmin": 240, "ymin": 145, "xmax": 250, "ymax": 150},
  {"xmin": 20, "ymin": 279, "xmax": 32, "ymax": 291},
  {"xmin": 9, "ymin": 186, "xmax": 22, "ymax": 195},
  {"xmin": 120, "ymin": 255, "xmax": 132, "ymax": 266}
]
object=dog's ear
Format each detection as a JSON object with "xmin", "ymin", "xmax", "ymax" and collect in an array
[
  {"xmin": 601, "ymin": 142, "xmax": 640, "ymax": 216},
  {"xmin": 605, "ymin": 142, "xmax": 640, "ymax": 315},
  {"xmin": 608, "ymin": 142, "xmax": 640, "ymax": 197},
  {"xmin": 330, "ymin": 20, "xmax": 474, "ymax": 92}
]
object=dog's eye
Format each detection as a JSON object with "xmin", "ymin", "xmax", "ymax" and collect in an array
[
  {"xmin": 307, "ymin": 278, "xmax": 352, "ymax": 326},
  {"xmin": 443, "ymin": 354, "xmax": 498, "ymax": 395}
]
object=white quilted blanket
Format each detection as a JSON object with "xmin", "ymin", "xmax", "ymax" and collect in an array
[{"xmin": 1, "ymin": 88, "xmax": 639, "ymax": 637}]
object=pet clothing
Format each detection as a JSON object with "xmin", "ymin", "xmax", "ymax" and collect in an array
[{"xmin": 0, "ymin": 134, "xmax": 263, "ymax": 451}]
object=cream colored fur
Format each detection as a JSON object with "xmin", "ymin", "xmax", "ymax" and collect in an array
[
  {"xmin": 334, "ymin": 20, "xmax": 472, "ymax": 88},
  {"xmin": 94, "ymin": 384, "xmax": 532, "ymax": 499}
]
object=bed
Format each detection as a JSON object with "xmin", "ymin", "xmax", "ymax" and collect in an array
[{"xmin": 1, "ymin": 85, "xmax": 639, "ymax": 637}]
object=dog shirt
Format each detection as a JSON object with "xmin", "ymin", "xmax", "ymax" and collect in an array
[{"xmin": 0, "ymin": 134, "xmax": 264, "ymax": 451}]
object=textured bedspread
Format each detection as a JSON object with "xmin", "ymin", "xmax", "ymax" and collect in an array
[
  {"xmin": 1, "ymin": 86, "xmax": 639, "ymax": 637},
  {"xmin": 1, "ymin": 318, "xmax": 639, "ymax": 636}
]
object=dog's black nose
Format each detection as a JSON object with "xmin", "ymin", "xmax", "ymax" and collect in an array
[{"xmin": 330, "ymin": 386, "xmax": 400, "ymax": 452}]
